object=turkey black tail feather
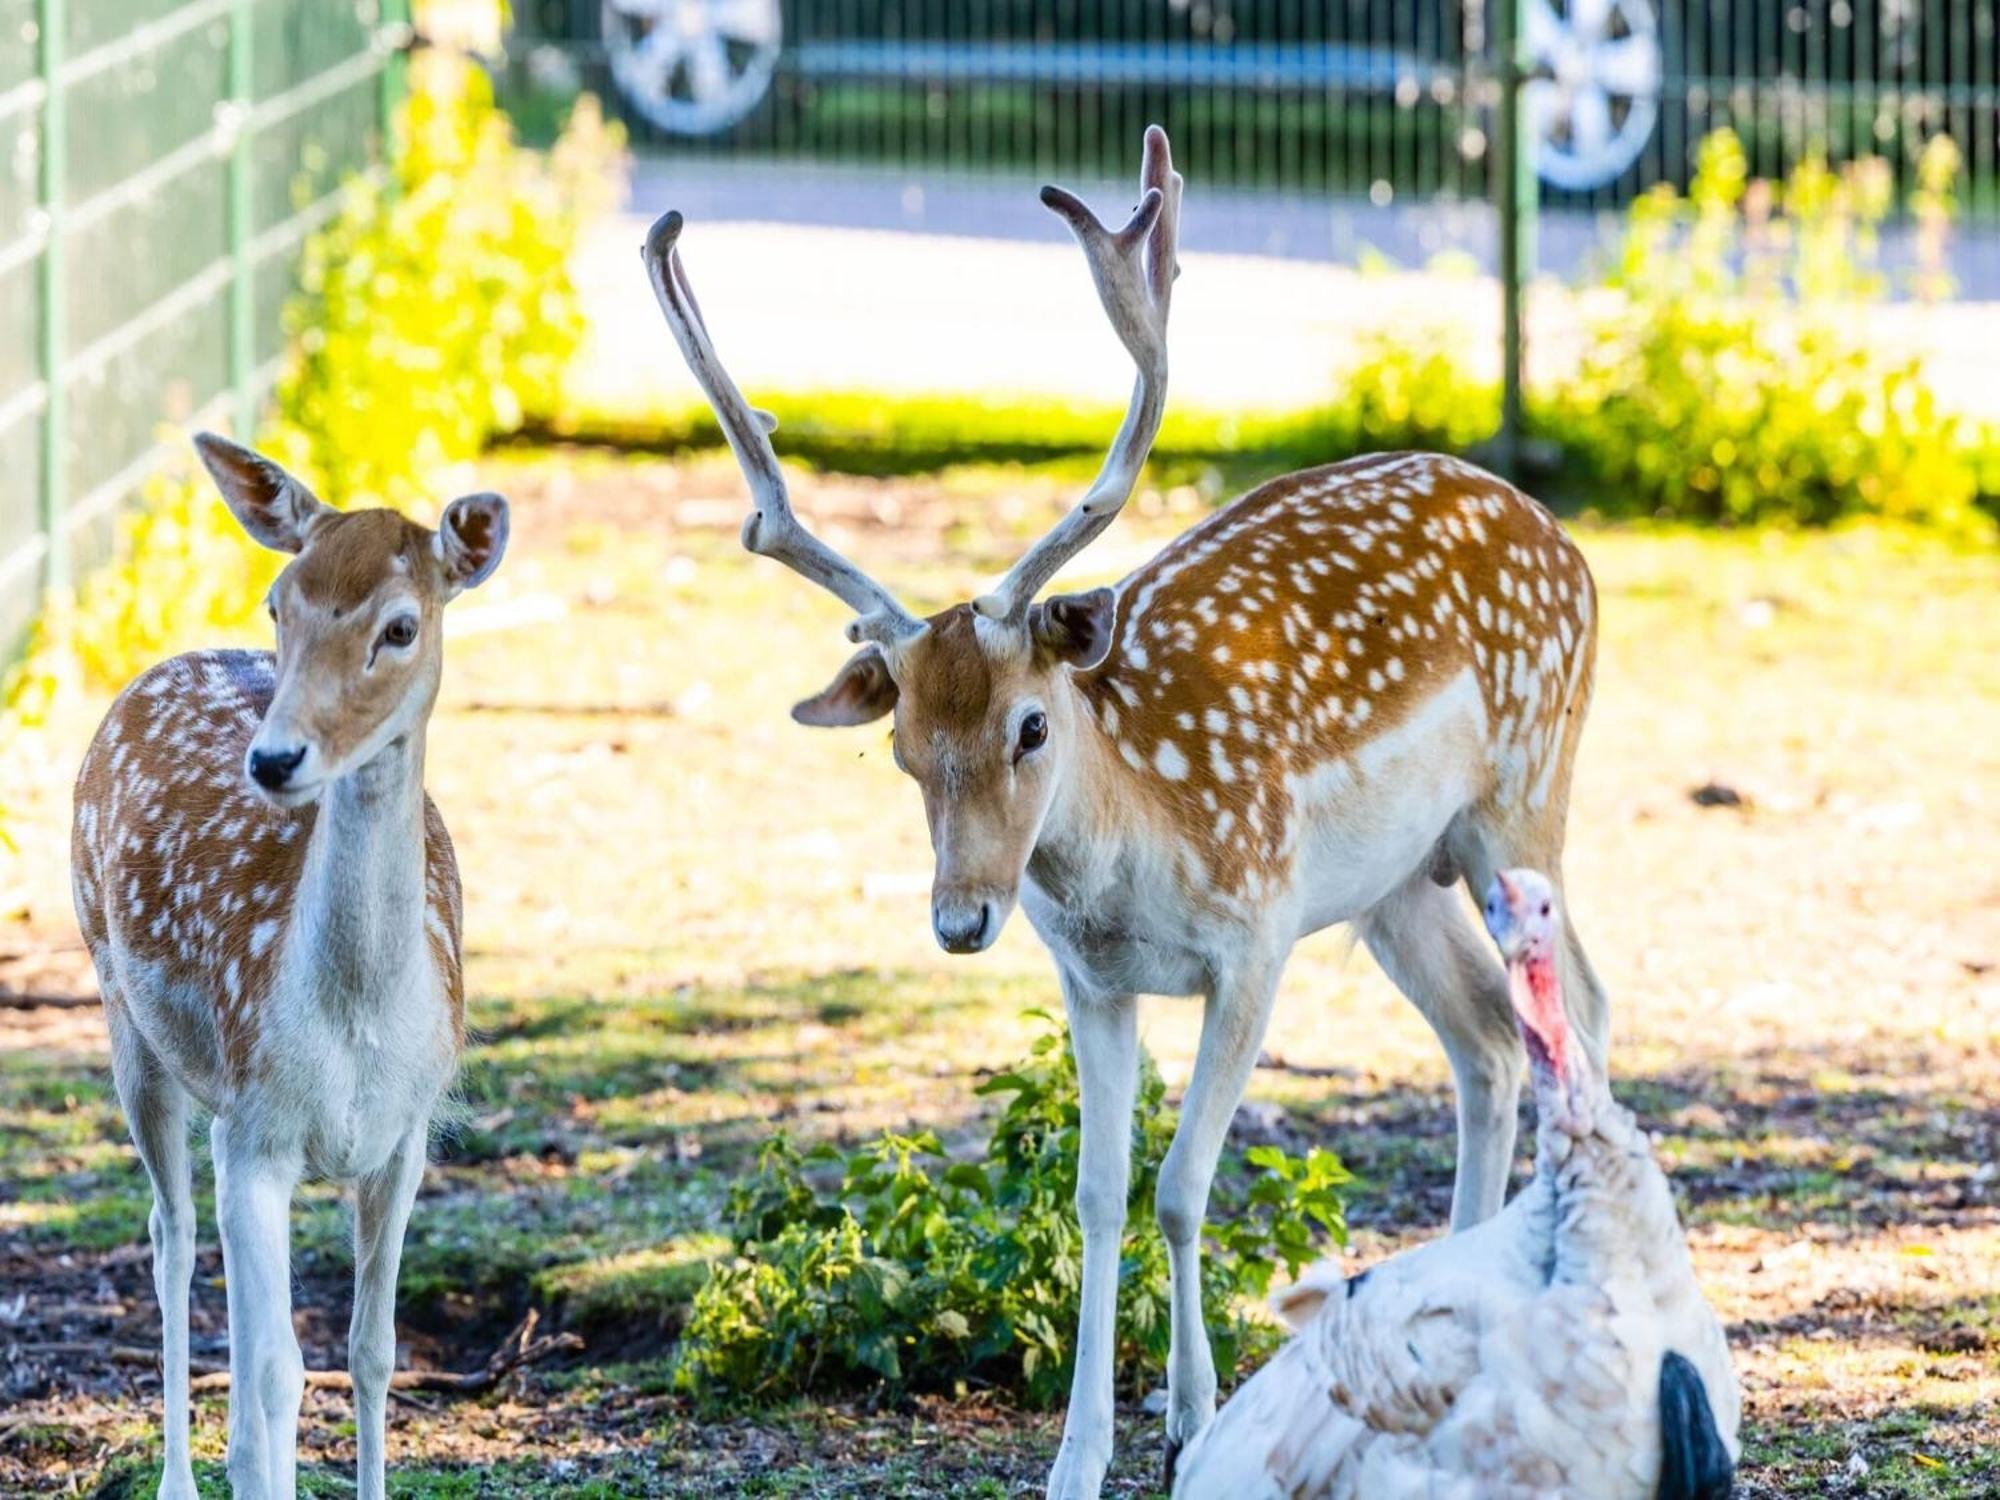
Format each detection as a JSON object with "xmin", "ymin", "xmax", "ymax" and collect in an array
[{"xmin": 1658, "ymin": 1350, "xmax": 1735, "ymax": 1500}]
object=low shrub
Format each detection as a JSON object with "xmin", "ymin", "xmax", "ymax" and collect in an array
[
  {"xmin": 673, "ymin": 1015, "xmax": 1350, "ymax": 1407},
  {"xmin": 1314, "ymin": 323, "xmax": 1499, "ymax": 457},
  {"xmin": 1540, "ymin": 129, "xmax": 1985, "ymax": 529}
]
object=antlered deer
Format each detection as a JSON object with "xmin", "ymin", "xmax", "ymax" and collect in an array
[
  {"xmin": 71, "ymin": 435, "xmax": 508, "ymax": 1500},
  {"xmin": 641, "ymin": 128, "xmax": 1607, "ymax": 1499}
]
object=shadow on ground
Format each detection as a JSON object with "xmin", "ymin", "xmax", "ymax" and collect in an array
[{"xmin": 5, "ymin": 967, "xmax": 1996, "ymax": 1498}]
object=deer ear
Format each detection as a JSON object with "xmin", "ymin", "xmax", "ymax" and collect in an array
[
  {"xmin": 792, "ymin": 645, "xmax": 898, "ymax": 727},
  {"xmin": 1029, "ymin": 587, "xmax": 1116, "ymax": 670},
  {"xmin": 435, "ymin": 492, "xmax": 510, "ymax": 597},
  {"xmin": 194, "ymin": 432, "xmax": 330, "ymax": 554}
]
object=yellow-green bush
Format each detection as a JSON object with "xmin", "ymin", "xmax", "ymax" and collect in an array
[
  {"xmin": 1318, "ymin": 323, "xmax": 1499, "ymax": 455},
  {"xmin": 63, "ymin": 468, "xmax": 288, "ymax": 697},
  {"xmin": 1542, "ymin": 130, "xmax": 1984, "ymax": 528},
  {"xmin": 4, "ymin": 58, "xmax": 619, "ymax": 709},
  {"xmin": 277, "ymin": 55, "xmax": 618, "ymax": 517}
]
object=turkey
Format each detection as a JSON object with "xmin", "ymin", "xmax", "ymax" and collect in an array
[{"xmin": 1173, "ymin": 868, "xmax": 1738, "ymax": 1500}]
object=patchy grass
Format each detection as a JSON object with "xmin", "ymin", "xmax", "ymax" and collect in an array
[
  {"xmin": 2, "ymin": 452, "xmax": 1995, "ymax": 1496},
  {"xmin": 1744, "ymin": 1413, "xmax": 2000, "ymax": 1499},
  {"xmin": 534, "ymin": 1235, "xmax": 725, "ymax": 1332},
  {"xmin": 89, "ymin": 1454, "xmax": 663, "ymax": 1498}
]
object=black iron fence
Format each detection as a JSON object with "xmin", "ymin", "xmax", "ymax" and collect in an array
[{"xmin": 507, "ymin": 1, "xmax": 1999, "ymax": 218}]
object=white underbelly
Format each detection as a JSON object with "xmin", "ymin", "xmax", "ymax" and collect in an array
[
  {"xmin": 297, "ymin": 1054, "xmax": 451, "ymax": 1180},
  {"xmin": 1288, "ymin": 668, "xmax": 1487, "ymax": 935},
  {"xmin": 259, "ymin": 980, "xmax": 456, "ymax": 1180}
]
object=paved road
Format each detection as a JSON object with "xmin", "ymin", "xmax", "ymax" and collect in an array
[
  {"xmin": 631, "ymin": 156, "xmax": 2000, "ymax": 293},
  {"xmin": 567, "ymin": 158, "xmax": 1999, "ymax": 427}
]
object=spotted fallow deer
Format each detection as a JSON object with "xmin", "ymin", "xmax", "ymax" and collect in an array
[
  {"xmin": 641, "ymin": 127, "xmax": 1607, "ymax": 1499},
  {"xmin": 70, "ymin": 435, "xmax": 508, "ymax": 1500}
]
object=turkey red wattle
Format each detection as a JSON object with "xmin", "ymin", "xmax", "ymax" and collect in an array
[{"xmin": 1509, "ymin": 949, "xmax": 1570, "ymax": 1086}]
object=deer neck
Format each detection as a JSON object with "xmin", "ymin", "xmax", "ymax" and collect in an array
[
  {"xmin": 1027, "ymin": 676, "xmax": 1160, "ymax": 904},
  {"xmin": 294, "ymin": 728, "xmax": 430, "ymax": 1013}
]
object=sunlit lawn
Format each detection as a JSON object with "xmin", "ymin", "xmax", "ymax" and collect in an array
[{"xmin": 2, "ymin": 450, "xmax": 1995, "ymax": 1496}]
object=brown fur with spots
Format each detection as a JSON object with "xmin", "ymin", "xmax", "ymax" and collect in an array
[
  {"xmin": 818, "ymin": 453, "xmax": 1596, "ymax": 910},
  {"xmin": 71, "ymin": 649, "xmax": 464, "ymax": 1087},
  {"xmin": 1075, "ymin": 451, "xmax": 1597, "ymax": 896},
  {"xmin": 650, "ymin": 128, "xmax": 1609, "ymax": 1496}
]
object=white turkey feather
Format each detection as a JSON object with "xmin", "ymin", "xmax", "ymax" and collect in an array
[{"xmin": 1172, "ymin": 870, "xmax": 1739, "ymax": 1500}]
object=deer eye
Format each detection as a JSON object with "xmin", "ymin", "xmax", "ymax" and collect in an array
[
  {"xmin": 380, "ymin": 615, "xmax": 419, "ymax": 650},
  {"xmin": 1016, "ymin": 710, "xmax": 1049, "ymax": 759}
]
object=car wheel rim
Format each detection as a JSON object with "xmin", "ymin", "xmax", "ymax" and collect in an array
[
  {"xmin": 603, "ymin": 0, "xmax": 782, "ymax": 136},
  {"xmin": 1524, "ymin": 0, "xmax": 1663, "ymax": 191}
]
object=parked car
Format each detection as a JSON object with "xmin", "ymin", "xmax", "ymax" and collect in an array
[{"xmin": 510, "ymin": 2, "xmax": 1993, "ymax": 206}]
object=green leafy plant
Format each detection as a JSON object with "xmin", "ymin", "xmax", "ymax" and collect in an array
[
  {"xmin": 1541, "ymin": 128, "xmax": 1984, "ymax": 529},
  {"xmin": 674, "ymin": 1014, "xmax": 1350, "ymax": 1407},
  {"xmin": 1909, "ymin": 134, "xmax": 1963, "ymax": 305}
]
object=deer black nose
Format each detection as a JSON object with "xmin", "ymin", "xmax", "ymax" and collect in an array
[
  {"xmin": 247, "ymin": 745, "xmax": 306, "ymax": 791},
  {"xmin": 933, "ymin": 901, "xmax": 994, "ymax": 955}
]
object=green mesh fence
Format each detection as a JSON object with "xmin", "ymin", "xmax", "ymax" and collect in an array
[{"xmin": 0, "ymin": 0, "xmax": 408, "ymax": 660}]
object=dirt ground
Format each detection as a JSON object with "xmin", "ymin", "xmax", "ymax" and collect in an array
[{"xmin": 2, "ymin": 450, "xmax": 1996, "ymax": 1497}]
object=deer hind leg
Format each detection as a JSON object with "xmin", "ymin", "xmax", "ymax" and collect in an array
[
  {"xmin": 351, "ymin": 1129, "xmax": 427, "ymax": 1500},
  {"xmin": 1358, "ymin": 873, "xmax": 1522, "ymax": 1230},
  {"xmin": 213, "ymin": 1113, "xmax": 303, "ymax": 1500},
  {"xmin": 107, "ymin": 1018, "xmax": 199, "ymax": 1500}
]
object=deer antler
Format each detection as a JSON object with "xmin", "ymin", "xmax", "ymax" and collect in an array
[
  {"xmin": 640, "ymin": 212, "xmax": 925, "ymax": 648},
  {"xmin": 975, "ymin": 125, "xmax": 1181, "ymax": 625}
]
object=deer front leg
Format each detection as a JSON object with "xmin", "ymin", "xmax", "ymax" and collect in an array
[
  {"xmin": 1046, "ymin": 979, "xmax": 1139, "ymax": 1500},
  {"xmin": 107, "ymin": 1026, "xmax": 198, "ymax": 1500},
  {"xmin": 351, "ymin": 1129, "xmax": 428, "ymax": 1500},
  {"xmin": 213, "ymin": 1116, "xmax": 303, "ymax": 1500},
  {"xmin": 1156, "ymin": 948, "xmax": 1285, "ymax": 1485}
]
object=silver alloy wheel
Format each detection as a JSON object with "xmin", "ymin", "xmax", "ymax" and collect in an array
[
  {"xmin": 603, "ymin": 0, "xmax": 782, "ymax": 136},
  {"xmin": 1524, "ymin": 0, "xmax": 1663, "ymax": 191}
]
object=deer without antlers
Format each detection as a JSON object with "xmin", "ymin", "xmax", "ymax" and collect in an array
[
  {"xmin": 641, "ymin": 126, "xmax": 1608, "ymax": 1500},
  {"xmin": 70, "ymin": 436, "xmax": 509, "ymax": 1500}
]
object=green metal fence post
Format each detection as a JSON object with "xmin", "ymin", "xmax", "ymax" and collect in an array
[
  {"xmin": 1494, "ymin": 0, "xmax": 1536, "ymax": 479},
  {"xmin": 379, "ymin": 0, "xmax": 410, "ymax": 156},
  {"xmin": 37, "ymin": 0, "xmax": 67, "ymax": 593},
  {"xmin": 227, "ymin": 0, "xmax": 256, "ymax": 438}
]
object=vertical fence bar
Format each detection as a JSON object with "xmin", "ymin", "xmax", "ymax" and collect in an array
[
  {"xmin": 36, "ymin": 0, "xmax": 67, "ymax": 593},
  {"xmin": 228, "ymin": 0, "xmax": 256, "ymax": 437},
  {"xmin": 1494, "ymin": 0, "xmax": 1535, "ymax": 475},
  {"xmin": 380, "ymin": 0, "xmax": 410, "ymax": 162}
]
